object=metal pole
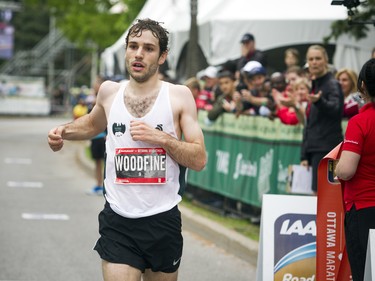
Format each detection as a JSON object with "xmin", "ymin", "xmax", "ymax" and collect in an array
[{"xmin": 90, "ymin": 43, "xmax": 98, "ymax": 88}]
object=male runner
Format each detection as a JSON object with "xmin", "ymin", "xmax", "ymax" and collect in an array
[{"xmin": 47, "ymin": 18, "xmax": 206, "ymax": 281}]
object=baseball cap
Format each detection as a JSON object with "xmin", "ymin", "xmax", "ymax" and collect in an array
[
  {"xmin": 242, "ymin": 61, "xmax": 266, "ymax": 77},
  {"xmin": 240, "ymin": 33, "xmax": 255, "ymax": 43},
  {"xmin": 197, "ymin": 66, "xmax": 218, "ymax": 79}
]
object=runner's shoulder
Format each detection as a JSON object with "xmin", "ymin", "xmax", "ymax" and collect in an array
[
  {"xmin": 100, "ymin": 80, "xmax": 122, "ymax": 96},
  {"xmin": 168, "ymin": 82, "xmax": 189, "ymax": 93},
  {"xmin": 96, "ymin": 80, "xmax": 123, "ymax": 108}
]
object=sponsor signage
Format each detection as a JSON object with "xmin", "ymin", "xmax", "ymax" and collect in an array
[
  {"xmin": 257, "ymin": 194, "xmax": 317, "ymax": 281},
  {"xmin": 316, "ymin": 143, "xmax": 352, "ymax": 280}
]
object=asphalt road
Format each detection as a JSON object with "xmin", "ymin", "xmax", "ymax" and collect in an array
[{"xmin": 0, "ymin": 116, "xmax": 256, "ymax": 281}]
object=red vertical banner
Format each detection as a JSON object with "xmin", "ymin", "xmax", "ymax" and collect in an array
[{"xmin": 316, "ymin": 143, "xmax": 352, "ymax": 280}]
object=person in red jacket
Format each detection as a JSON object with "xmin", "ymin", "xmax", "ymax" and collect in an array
[
  {"xmin": 335, "ymin": 58, "xmax": 375, "ymax": 281},
  {"xmin": 275, "ymin": 77, "xmax": 310, "ymax": 125},
  {"xmin": 184, "ymin": 77, "xmax": 213, "ymax": 111}
]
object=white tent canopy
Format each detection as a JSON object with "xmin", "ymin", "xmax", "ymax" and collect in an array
[{"xmin": 100, "ymin": 0, "xmax": 375, "ymax": 78}]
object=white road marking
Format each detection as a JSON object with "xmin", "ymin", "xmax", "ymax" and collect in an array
[
  {"xmin": 7, "ymin": 181, "xmax": 43, "ymax": 188},
  {"xmin": 4, "ymin": 157, "xmax": 32, "ymax": 164},
  {"xmin": 22, "ymin": 213, "xmax": 70, "ymax": 220}
]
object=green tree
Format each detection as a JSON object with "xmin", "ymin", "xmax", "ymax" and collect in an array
[
  {"xmin": 25, "ymin": 0, "xmax": 146, "ymax": 51},
  {"xmin": 12, "ymin": 2, "xmax": 50, "ymax": 51},
  {"xmin": 325, "ymin": 0, "xmax": 375, "ymax": 42}
]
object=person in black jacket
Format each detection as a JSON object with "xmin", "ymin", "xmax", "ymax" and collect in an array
[
  {"xmin": 235, "ymin": 33, "xmax": 267, "ymax": 82},
  {"xmin": 300, "ymin": 45, "xmax": 344, "ymax": 195}
]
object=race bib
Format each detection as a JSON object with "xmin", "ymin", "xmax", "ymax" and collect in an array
[{"xmin": 114, "ymin": 148, "xmax": 167, "ymax": 184}]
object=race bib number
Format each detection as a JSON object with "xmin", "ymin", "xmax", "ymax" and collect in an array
[{"xmin": 114, "ymin": 148, "xmax": 167, "ymax": 184}]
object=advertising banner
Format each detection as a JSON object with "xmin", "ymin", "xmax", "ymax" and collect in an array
[
  {"xmin": 187, "ymin": 112, "xmax": 303, "ymax": 207},
  {"xmin": 187, "ymin": 112, "xmax": 349, "ymax": 208},
  {"xmin": 0, "ymin": 23, "xmax": 14, "ymax": 59},
  {"xmin": 0, "ymin": 75, "xmax": 50, "ymax": 115},
  {"xmin": 256, "ymin": 194, "xmax": 317, "ymax": 281}
]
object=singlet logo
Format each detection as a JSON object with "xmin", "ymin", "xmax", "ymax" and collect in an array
[
  {"xmin": 155, "ymin": 124, "xmax": 163, "ymax": 131},
  {"xmin": 112, "ymin": 123, "xmax": 126, "ymax": 137}
]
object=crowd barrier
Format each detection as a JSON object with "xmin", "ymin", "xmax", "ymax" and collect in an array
[{"xmin": 187, "ymin": 111, "xmax": 347, "ymax": 208}]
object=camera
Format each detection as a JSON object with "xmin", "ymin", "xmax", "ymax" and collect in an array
[{"xmin": 331, "ymin": 0, "xmax": 361, "ymax": 9}]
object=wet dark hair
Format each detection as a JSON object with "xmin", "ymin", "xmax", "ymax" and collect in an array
[
  {"xmin": 358, "ymin": 58, "xmax": 375, "ymax": 97},
  {"xmin": 125, "ymin": 18, "xmax": 169, "ymax": 56}
]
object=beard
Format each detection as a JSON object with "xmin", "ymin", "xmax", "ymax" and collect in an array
[{"xmin": 125, "ymin": 60, "xmax": 159, "ymax": 83}]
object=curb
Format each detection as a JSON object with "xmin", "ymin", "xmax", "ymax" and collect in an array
[
  {"xmin": 74, "ymin": 142, "xmax": 259, "ymax": 266},
  {"xmin": 180, "ymin": 204, "xmax": 259, "ymax": 265}
]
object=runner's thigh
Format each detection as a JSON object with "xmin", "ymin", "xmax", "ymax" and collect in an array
[
  {"xmin": 143, "ymin": 269, "xmax": 178, "ymax": 281},
  {"xmin": 102, "ymin": 260, "xmax": 142, "ymax": 281}
]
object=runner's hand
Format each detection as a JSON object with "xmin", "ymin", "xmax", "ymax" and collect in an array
[
  {"xmin": 48, "ymin": 127, "xmax": 64, "ymax": 152},
  {"xmin": 130, "ymin": 120, "xmax": 163, "ymax": 144}
]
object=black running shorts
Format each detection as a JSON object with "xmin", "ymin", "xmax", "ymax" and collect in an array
[
  {"xmin": 90, "ymin": 137, "xmax": 105, "ymax": 160},
  {"xmin": 94, "ymin": 202, "xmax": 183, "ymax": 273}
]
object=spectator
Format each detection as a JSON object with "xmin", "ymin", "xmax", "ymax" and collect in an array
[
  {"xmin": 86, "ymin": 75, "xmax": 107, "ymax": 196},
  {"xmin": 77, "ymin": 85, "xmax": 89, "ymax": 102},
  {"xmin": 269, "ymin": 72, "xmax": 287, "ymax": 107},
  {"xmin": 284, "ymin": 48, "xmax": 300, "ymax": 72},
  {"xmin": 269, "ymin": 72, "xmax": 290, "ymax": 119},
  {"xmin": 276, "ymin": 77, "xmax": 310, "ymax": 125},
  {"xmin": 285, "ymin": 65, "xmax": 304, "ymax": 87},
  {"xmin": 335, "ymin": 58, "xmax": 375, "ymax": 281},
  {"xmin": 236, "ymin": 33, "xmax": 266, "ymax": 81},
  {"xmin": 72, "ymin": 96, "xmax": 88, "ymax": 119},
  {"xmin": 220, "ymin": 59, "xmax": 238, "ymax": 76},
  {"xmin": 197, "ymin": 65, "xmax": 222, "ymax": 101},
  {"xmin": 184, "ymin": 77, "xmax": 213, "ymax": 111},
  {"xmin": 239, "ymin": 61, "xmax": 274, "ymax": 116},
  {"xmin": 207, "ymin": 70, "xmax": 242, "ymax": 121},
  {"xmin": 300, "ymin": 44, "xmax": 344, "ymax": 195},
  {"xmin": 242, "ymin": 61, "xmax": 268, "ymax": 92},
  {"xmin": 270, "ymin": 72, "xmax": 287, "ymax": 93},
  {"xmin": 51, "ymin": 84, "xmax": 65, "ymax": 110},
  {"xmin": 336, "ymin": 68, "xmax": 359, "ymax": 119}
]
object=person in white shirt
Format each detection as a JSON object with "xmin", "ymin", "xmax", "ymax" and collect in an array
[{"xmin": 47, "ymin": 18, "xmax": 206, "ymax": 281}]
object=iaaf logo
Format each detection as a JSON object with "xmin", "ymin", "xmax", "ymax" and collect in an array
[
  {"xmin": 274, "ymin": 214, "xmax": 316, "ymax": 256},
  {"xmin": 279, "ymin": 218, "xmax": 316, "ymax": 236},
  {"xmin": 274, "ymin": 213, "xmax": 317, "ymax": 280}
]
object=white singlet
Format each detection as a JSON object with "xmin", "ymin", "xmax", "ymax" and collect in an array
[{"xmin": 104, "ymin": 81, "xmax": 181, "ymax": 218}]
